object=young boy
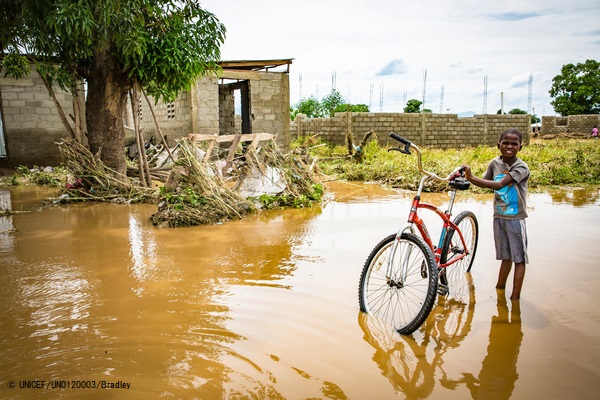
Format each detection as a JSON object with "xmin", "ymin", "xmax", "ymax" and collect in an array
[{"xmin": 462, "ymin": 128, "xmax": 530, "ymax": 300}]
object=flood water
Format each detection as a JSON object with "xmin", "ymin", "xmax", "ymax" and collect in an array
[{"xmin": 1, "ymin": 182, "xmax": 599, "ymax": 399}]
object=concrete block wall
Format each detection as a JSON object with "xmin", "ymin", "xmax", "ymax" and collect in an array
[
  {"xmin": 291, "ymin": 112, "xmax": 530, "ymax": 148},
  {"xmin": 249, "ymin": 72, "xmax": 291, "ymax": 150},
  {"xmin": 137, "ymin": 91, "xmax": 193, "ymax": 146},
  {"xmin": 219, "ymin": 85, "xmax": 236, "ymax": 135},
  {"xmin": 0, "ymin": 65, "xmax": 74, "ymax": 167},
  {"xmin": 542, "ymin": 114, "xmax": 600, "ymax": 136}
]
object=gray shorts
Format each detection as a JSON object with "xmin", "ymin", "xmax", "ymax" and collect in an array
[{"xmin": 493, "ymin": 219, "xmax": 528, "ymax": 264}]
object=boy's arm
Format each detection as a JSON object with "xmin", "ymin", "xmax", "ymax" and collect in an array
[{"xmin": 462, "ymin": 164, "xmax": 514, "ymax": 190}]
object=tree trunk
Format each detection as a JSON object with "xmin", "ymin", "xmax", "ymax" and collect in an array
[{"xmin": 85, "ymin": 48, "xmax": 129, "ymax": 177}]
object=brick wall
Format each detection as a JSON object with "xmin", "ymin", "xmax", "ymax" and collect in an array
[
  {"xmin": 542, "ymin": 114, "xmax": 600, "ymax": 136},
  {"xmin": 0, "ymin": 65, "xmax": 74, "ymax": 166},
  {"xmin": 291, "ymin": 112, "xmax": 531, "ymax": 148}
]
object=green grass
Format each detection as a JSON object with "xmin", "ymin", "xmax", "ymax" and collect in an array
[{"xmin": 296, "ymin": 137, "xmax": 600, "ymax": 191}]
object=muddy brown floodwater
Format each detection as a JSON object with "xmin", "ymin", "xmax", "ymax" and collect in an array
[{"xmin": 1, "ymin": 182, "xmax": 599, "ymax": 399}]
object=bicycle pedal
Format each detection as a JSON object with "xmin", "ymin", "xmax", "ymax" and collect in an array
[{"xmin": 437, "ymin": 283, "xmax": 449, "ymax": 296}]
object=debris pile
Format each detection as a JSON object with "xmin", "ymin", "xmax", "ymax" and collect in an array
[
  {"xmin": 57, "ymin": 133, "xmax": 323, "ymax": 227},
  {"xmin": 57, "ymin": 138, "xmax": 156, "ymax": 203}
]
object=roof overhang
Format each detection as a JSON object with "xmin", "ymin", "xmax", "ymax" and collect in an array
[{"xmin": 218, "ymin": 59, "xmax": 293, "ymax": 73}]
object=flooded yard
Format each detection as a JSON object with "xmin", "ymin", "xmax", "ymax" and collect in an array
[{"xmin": 1, "ymin": 182, "xmax": 599, "ymax": 399}]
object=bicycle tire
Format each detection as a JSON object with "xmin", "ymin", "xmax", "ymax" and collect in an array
[
  {"xmin": 439, "ymin": 211, "xmax": 479, "ymax": 288},
  {"xmin": 358, "ymin": 232, "xmax": 438, "ymax": 335}
]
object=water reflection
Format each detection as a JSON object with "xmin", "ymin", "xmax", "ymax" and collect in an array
[
  {"xmin": 544, "ymin": 187, "xmax": 600, "ymax": 207},
  {"xmin": 453, "ymin": 293, "xmax": 522, "ymax": 400},
  {"xmin": 358, "ymin": 275, "xmax": 476, "ymax": 399}
]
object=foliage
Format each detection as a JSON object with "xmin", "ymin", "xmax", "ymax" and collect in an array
[
  {"xmin": 335, "ymin": 103, "xmax": 369, "ymax": 113},
  {"xmin": 255, "ymin": 183, "xmax": 324, "ymax": 209},
  {"xmin": 291, "ymin": 96, "xmax": 324, "ymax": 120},
  {"xmin": 507, "ymin": 108, "xmax": 527, "ymax": 115},
  {"xmin": 403, "ymin": 99, "xmax": 431, "ymax": 113},
  {"xmin": 497, "ymin": 108, "xmax": 540, "ymax": 124},
  {"xmin": 303, "ymin": 137, "xmax": 600, "ymax": 191},
  {"xmin": 158, "ymin": 186, "xmax": 208, "ymax": 211},
  {"xmin": 6, "ymin": 166, "xmax": 67, "ymax": 187},
  {"xmin": 321, "ymin": 89, "xmax": 346, "ymax": 117},
  {"xmin": 290, "ymin": 89, "xmax": 370, "ymax": 120},
  {"xmin": 549, "ymin": 59, "xmax": 600, "ymax": 116}
]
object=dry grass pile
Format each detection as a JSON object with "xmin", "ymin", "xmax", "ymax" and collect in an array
[
  {"xmin": 150, "ymin": 139, "xmax": 255, "ymax": 227},
  {"xmin": 56, "ymin": 138, "xmax": 157, "ymax": 203}
]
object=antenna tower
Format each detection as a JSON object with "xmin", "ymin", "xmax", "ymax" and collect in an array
[{"xmin": 527, "ymin": 73, "xmax": 533, "ymax": 113}]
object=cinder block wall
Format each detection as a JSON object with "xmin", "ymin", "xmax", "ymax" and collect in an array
[
  {"xmin": 137, "ymin": 90, "xmax": 193, "ymax": 146},
  {"xmin": 249, "ymin": 72, "xmax": 291, "ymax": 150},
  {"xmin": 0, "ymin": 66, "xmax": 74, "ymax": 167},
  {"xmin": 542, "ymin": 115, "xmax": 600, "ymax": 135},
  {"xmin": 291, "ymin": 113, "xmax": 530, "ymax": 148}
]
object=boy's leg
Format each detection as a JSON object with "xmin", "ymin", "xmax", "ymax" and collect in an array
[
  {"xmin": 496, "ymin": 259, "xmax": 513, "ymax": 289},
  {"xmin": 510, "ymin": 262, "xmax": 526, "ymax": 300}
]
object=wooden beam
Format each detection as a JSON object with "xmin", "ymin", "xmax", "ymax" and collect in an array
[{"xmin": 188, "ymin": 133, "xmax": 276, "ymax": 143}]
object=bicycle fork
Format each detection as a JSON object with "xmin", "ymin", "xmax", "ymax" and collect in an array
[{"xmin": 385, "ymin": 223, "xmax": 417, "ymax": 288}]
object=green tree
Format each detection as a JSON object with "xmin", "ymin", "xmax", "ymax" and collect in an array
[
  {"xmin": 290, "ymin": 90, "xmax": 369, "ymax": 120},
  {"xmin": 404, "ymin": 99, "xmax": 429, "ymax": 113},
  {"xmin": 335, "ymin": 103, "xmax": 369, "ymax": 113},
  {"xmin": 1, "ymin": 0, "xmax": 225, "ymax": 176},
  {"xmin": 507, "ymin": 108, "xmax": 527, "ymax": 115},
  {"xmin": 321, "ymin": 89, "xmax": 346, "ymax": 117},
  {"xmin": 549, "ymin": 59, "xmax": 600, "ymax": 116},
  {"xmin": 291, "ymin": 96, "xmax": 324, "ymax": 120}
]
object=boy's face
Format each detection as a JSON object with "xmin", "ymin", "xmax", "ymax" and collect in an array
[{"xmin": 498, "ymin": 133, "xmax": 521, "ymax": 159}]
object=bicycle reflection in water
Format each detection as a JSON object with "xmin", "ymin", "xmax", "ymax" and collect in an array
[{"xmin": 358, "ymin": 275, "xmax": 523, "ymax": 399}]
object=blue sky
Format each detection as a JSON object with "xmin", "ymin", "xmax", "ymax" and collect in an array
[{"xmin": 202, "ymin": 0, "xmax": 600, "ymax": 116}]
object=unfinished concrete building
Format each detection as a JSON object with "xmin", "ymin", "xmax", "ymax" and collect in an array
[{"xmin": 0, "ymin": 59, "xmax": 293, "ymax": 167}]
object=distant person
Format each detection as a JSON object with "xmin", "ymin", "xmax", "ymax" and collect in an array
[
  {"xmin": 592, "ymin": 125, "xmax": 598, "ymax": 139},
  {"xmin": 462, "ymin": 128, "xmax": 530, "ymax": 300}
]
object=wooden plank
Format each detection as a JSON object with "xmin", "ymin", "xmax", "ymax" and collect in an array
[
  {"xmin": 188, "ymin": 133, "xmax": 219, "ymax": 142},
  {"xmin": 188, "ymin": 133, "xmax": 275, "ymax": 143},
  {"xmin": 219, "ymin": 70, "xmax": 262, "ymax": 81},
  {"xmin": 224, "ymin": 133, "xmax": 243, "ymax": 172}
]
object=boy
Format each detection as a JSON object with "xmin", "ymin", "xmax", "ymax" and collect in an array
[{"xmin": 462, "ymin": 128, "xmax": 530, "ymax": 300}]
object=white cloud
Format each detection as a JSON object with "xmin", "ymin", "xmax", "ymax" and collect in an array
[{"xmin": 202, "ymin": 0, "xmax": 600, "ymax": 115}]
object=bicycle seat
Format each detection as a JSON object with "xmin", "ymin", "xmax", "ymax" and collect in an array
[{"xmin": 449, "ymin": 177, "xmax": 470, "ymax": 190}]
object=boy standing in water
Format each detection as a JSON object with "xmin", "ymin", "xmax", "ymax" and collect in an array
[{"xmin": 463, "ymin": 128, "xmax": 530, "ymax": 300}]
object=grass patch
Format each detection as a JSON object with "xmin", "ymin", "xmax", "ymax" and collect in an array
[{"xmin": 301, "ymin": 137, "xmax": 600, "ymax": 191}]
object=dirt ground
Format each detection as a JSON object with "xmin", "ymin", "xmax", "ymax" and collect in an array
[{"xmin": 0, "ymin": 168, "xmax": 15, "ymax": 177}]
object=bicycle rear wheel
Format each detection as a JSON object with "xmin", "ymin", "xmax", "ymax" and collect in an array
[
  {"xmin": 358, "ymin": 232, "xmax": 438, "ymax": 334},
  {"xmin": 440, "ymin": 211, "xmax": 479, "ymax": 290}
]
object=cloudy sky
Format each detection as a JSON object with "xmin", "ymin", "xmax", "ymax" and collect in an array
[{"xmin": 202, "ymin": 0, "xmax": 600, "ymax": 116}]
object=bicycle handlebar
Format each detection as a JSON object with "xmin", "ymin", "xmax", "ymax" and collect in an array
[{"xmin": 388, "ymin": 132, "xmax": 463, "ymax": 182}]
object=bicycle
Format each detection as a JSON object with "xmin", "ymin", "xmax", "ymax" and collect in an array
[{"xmin": 358, "ymin": 132, "xmax": 479, "ymax": 334}]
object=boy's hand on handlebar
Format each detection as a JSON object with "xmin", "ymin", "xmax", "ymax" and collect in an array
[{"xmin": 462, "ymin": 164, "xmax": 473, "ymax": 180}]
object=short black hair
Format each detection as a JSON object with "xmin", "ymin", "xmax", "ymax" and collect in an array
[{"xmin": 499, "ymin": 128, "xmax": 523, "ymax": 143}]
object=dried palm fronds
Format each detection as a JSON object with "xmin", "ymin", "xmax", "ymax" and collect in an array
[{"xmin": 56, "ymin": 138, "xmax": 156, "ymax": 203}]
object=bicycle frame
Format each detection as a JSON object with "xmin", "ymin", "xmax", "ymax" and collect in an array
[{"xmin": 385, "ymin": 137, "xmax": 472, "ymax": 281}]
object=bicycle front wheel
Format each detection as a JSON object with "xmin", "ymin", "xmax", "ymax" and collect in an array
[
  {"xmin": 440, "ymin": 211, "xmax": 479, "ymax": 288},
  {"xmin": 358, "ymin": 232, "xmax": 438, "ymax": 334}
]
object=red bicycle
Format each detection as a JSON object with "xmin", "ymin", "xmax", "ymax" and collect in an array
[{"xmin": 358, "ymin": 133, "xmax": 478, "ymax": 334}]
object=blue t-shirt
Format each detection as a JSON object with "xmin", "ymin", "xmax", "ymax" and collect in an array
[{"xmin": 483, "ymin": 156, "xmax": 530, "ymax": 219}]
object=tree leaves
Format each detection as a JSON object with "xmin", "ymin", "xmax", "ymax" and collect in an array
[{"xmin": 550, "ymin": 59, "xmax": 600, "ymax": 116}]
